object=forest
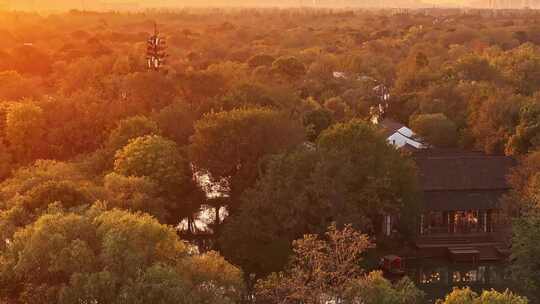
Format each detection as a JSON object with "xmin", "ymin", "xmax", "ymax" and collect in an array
[{"xmin": 1, "ymin": 7, "xmax": 540, "ymax": 304}]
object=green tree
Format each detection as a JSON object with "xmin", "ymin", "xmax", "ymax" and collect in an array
[
  {"xmin": 0, "ymin": 207, "xmax": 245, "ymax": 304},
  {"xmin": 218, "ymin": 83, "xmax": 282, "ymax": 111},
  {"xmin": 108, "ymin": 265, "xmax": 193, "ymax": 304},
  {"xmin": 410, "ymin": 113, "xmax": 458, "ymax": 148},
  {"xmin": 316, "ymin": 119, "xmax": 420, "ymax": 234},
  {"xmin": 0, "ymin": 71, "xmax": 39, "ymax": 101},
  {"xmin": 38, "ymin": 91, "xmax": 113, "ymax": 160},
  {"xmin": 469, "ymin": 92, "xmax": 523, "ymax": 154},
  {"xmin": 114, "ymin": 135, "xmax": 198, "ymax": 224},
  {"xmin": 507, "ymin": 99, "xmax": 540, "ymax": 155},
  {"xmin": 189, "ymin": 108, "xmax": 305, "ymax": 203},
  {"xmin": 416, "ymin": 52, "xmax": 429, "ymax": 68},
  {"xmin": 394, "ymin": 51, "xmax": 438, "ymax": 94},
  {"xmin": 272, "ymin": 56, "xmax": 307, "ymax": 80},
  {"xmin": 54, "ymin": 56, "xmax": 110, "ymax": 96},
  {"xmin": 511, "ymin": 213, "xmax": 540, "ymax": 303},
  {"xmin": 501, "ymin": 152, "xmax": 540, "ymax": 302},
  {"xmin": 21, "ymin": 180, "xmax": 93, "ymax": 212},
  {"xmin": 220, "ymin": 120, "xmax": 419, "ymax": 277},
  {"xmin": 220, "ymin": 147, "xmax": 326, "ymax": 276},
  {"xmin": 0, "ymin": 141, "xmax": 12, "ymax": 181},
  {"xmin": 5, "ymin": 102, "xmax": 47, "ymax": 163},
  {"xmin": 344, "ymin": 271, "xmax": 424, "ymax": 304},
  {"xmin": 103, "ymin": 173, "xmax": 168, "ymax": 222},
  {"xmin": 476, "ymin": 290, "xmax": 529, "ymax": 304},
  {"xmin": 11, "ymin": 45, "xmax": 52, "ymax": 76},
  {"xmin": 0, "ymin": 160, "xmax": 87, "ymax": 203},
  {"xmin": 0, "ymin": 160, "xmax": 96, "ymax": 249},
  {"xmin": 154, "ymin": 101, "xmax": 199, "ymax": 147},
  {"xmin": 324, "ymin": 97, "xmax": 350, "ymax": 122},
  {"xmin": 184, "ymin": 251, "xmax": 246, "ymax": 303},
  {"xmin": 114, "ymin": 135, "xmax": 188, "ymax": 193},
  {"xmin": 453, "ymin": 54, "xmax": 497, "ymax": 82},
  {"xmin": 507, "ymin": 151, "xmax": 540, "ymax": 212},
  {"xmin": 495, "ymin": 43, "xmax": 540, "ymax": 96},
  {"xmin": 303, "ymin": 108, "xmax": 333, "ymax": 141},
  {"xmin": 255, "ymin": 224, "xmax": 371, "ymax": 303},
  {"xmin": 417, "ymin": 82, "xmax": 467, "ymax": 129},
  {"xmin": 177, "ymin": 70, "xmax": 227, "ymax": 106},
  {"xmin": 438, "ymin": 287, "xmax": 477, "ymax": 304},
  {"xmin": 122, "ymin": 71, "xmax": 177, "ymax": 112},
  {"xmin": 306, "ymin": 55, "xmax": 337, "ymax": 82},
  {"xmin": 106, "ymin": 115, "xmax": 160, "ymax": 152},
  {"xmin": 436, "ymin": 288, "xmax": 528, "ymax": 304},
  {"xmin": 255, "ymin": 224, "xmax": 423, "ymax": 304},
  {"xmin": 206, "ymin": 61, "xmax": 249, "ymax": 88},
  {"xmin": 247, "ymin": 54, "xmax": 275, "ymax": 68}
]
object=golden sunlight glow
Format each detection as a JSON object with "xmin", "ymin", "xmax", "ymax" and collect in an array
[{"xmin": 0, "ymin": 0, "xmax": 521, "ymax": 12}]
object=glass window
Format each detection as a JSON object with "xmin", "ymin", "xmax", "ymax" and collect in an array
[{"xmin": 454, "ymin": 210, "xmax": 480, "ymax": 233}]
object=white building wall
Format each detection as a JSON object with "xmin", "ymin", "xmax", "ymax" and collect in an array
[
  {"xmin": 387, "ymin": 132, "xmax": 424, "ymax": 149},
  {"xmin": 397, "ymin": 126, "xmax": 414, "ymax": 138}
]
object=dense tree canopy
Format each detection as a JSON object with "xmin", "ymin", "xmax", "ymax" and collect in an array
[
  {"xmin": 154, "ymin": 102, "xmax": 200, "ymax": 147},
  {"xmin": 0, "ymin": 141, "xmax": 12, "ymax": 180},
  {"xmin": 507, "ymin": 152, "xmax": 540, "ymax": 302},
  {"xmin": 220, "ymin": 120, "xmax": 420, "ymax": 277},
  {"xmin": 410, "ymin": 113, "xmax": 458, "ymax": 148},
  {"xmin": 5, "ymin": 102, "xmax": 46, "ymax": 163},
  {"xmin": 114, "ymin": 135, "xmax": 188, "ymax": 192},
  {"xmin": 436, "ymin": 288, "xmax": 528, "ymax": 304},
  {"xmin": 0, "ymin": 71, "xmax": 39, "ymax": 101},
  {"xmin": 189, "ymin": 107, "xmax": 305, "ymax": 202},
  {"xmin": 0, "ymin": 207, "xmax": 244, "ymax": 304},
  {"xmin": 0, "ymin": 7, "xmax": 538, "ymax": 303},
  {"xmin": 106, "ymin": 116, "xmax": 160, "ymax": 153},
  {"xmin": 114, "ymin": 135, "xmax": 200, "ymax": 224},
  {"xmin": 255, "ymin": 224, "xmax": 424, "ymax": 304},
  {"xmin": 512, "ymin": 213, "xmax": 540, "ymax": 303}
]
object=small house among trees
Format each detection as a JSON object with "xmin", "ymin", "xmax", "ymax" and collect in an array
[
  {"xmin": 378, "ymin": 118, "xmax": 516, "ymax": 261},
  {"xmin": 415, "ymin": 150, "xmax": 514, "ymax": 232},
  {"xmin": 378, "ymin": 118, "xmax": 425, "ymax": 150},
  {"xmin": 371, "ymin": 103, "xmax": 426, "ymax": 151}
]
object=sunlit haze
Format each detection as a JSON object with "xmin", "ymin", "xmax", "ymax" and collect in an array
[
  {"xmin": 1, "ymin": 0, "xmax": 540, "ymax": 302},
  {"xmin": 2, "ymin": 0, "xmax": 539, "ymax": 10}
]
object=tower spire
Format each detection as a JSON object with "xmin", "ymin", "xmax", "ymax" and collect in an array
[{"xmin": 146, "ymin": 22, "xmax": 168, "ymax": 71}]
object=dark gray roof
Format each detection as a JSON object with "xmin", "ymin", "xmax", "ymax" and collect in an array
[
  {"xmin": 414, "ymin": 149, "xmax": 516, "ymax": 211},
  {"xmin": 423, "ymin": 190, "xmax": 506, "ymax": 211},
  {"xmin": 414, "ymin": 150, "xmax": 515, "ymax": 191}
]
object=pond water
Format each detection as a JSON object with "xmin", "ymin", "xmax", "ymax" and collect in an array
[{"xmin": 403, "ymin": 259, "xmax": 511, "ymax": 303}]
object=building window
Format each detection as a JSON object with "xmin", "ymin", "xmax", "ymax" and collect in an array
[
  {"xmin": 454, "ymin": 210, "xmax": 481, "ymax": 233},
  {"xmin": 426, "ymin": 211, "xmax": 446, "ymax": 234}
]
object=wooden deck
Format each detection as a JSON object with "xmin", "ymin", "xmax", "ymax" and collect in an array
[
  {"xmin": 415, "ymin": 235, "xmax": 508, "ymax": 262},
  {"xmin": 448, "ymin": 247, "xmax": 480, "ymax": 262}
]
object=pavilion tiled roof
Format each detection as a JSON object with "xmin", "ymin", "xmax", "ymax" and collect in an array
[
  {"xmin": 413, "ymin": 149, "xmax": 516, "ymax": 211},
  {"xmin": 414, "ymin": 149, "xmax": 516, "ymax": 191}
]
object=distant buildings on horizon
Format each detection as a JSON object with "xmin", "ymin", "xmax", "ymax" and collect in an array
[{"xmin": 470, "ymin": 0, "xmax": 540, "ymax": 8}]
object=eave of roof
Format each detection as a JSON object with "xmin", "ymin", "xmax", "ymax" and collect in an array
[
  {"xmin": 414, "ymin": 149, "xmax": 516, "ymax": 191},
  {"xmin": 422, "ymin": 190, "xmax": 506, "ymax": 211}
]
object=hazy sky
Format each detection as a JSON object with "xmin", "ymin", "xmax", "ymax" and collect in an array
[
  {"xmin": 2, "ymin": 0, "xmax": 494, "ymax": 11},
  {"xmin": 6, "ymin": 0, "xmax": 470, "ymax": 6}
]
